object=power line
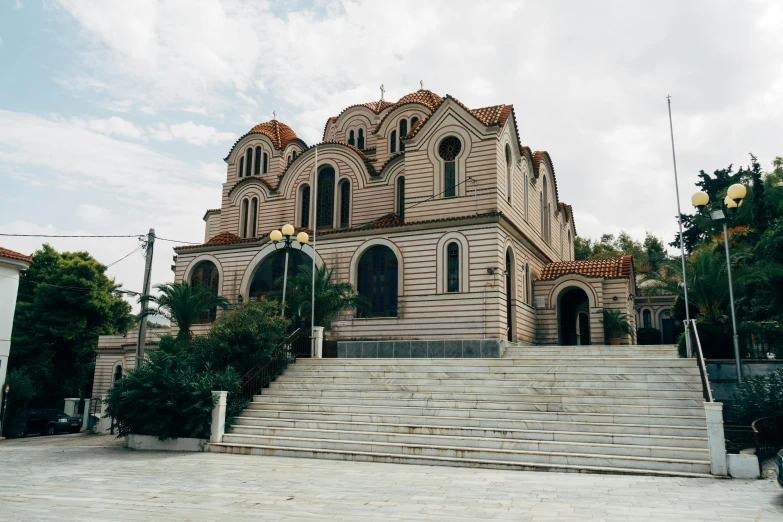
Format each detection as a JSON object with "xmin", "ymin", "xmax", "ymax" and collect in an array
[
  {"xmin": 0, "ymin": 233, "xmax": 143, "ymax": 238},
  {"xmin": 106, "ymin": 245, "xmax": 143, "ymax": 268},
  {"xmin": 152, "ymin": 235, "xmax": 200, "ymax": 245}
]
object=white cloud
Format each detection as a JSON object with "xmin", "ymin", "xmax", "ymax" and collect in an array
[
  {"xmin": 236, "ymin": 91, "xmax": 258, "ymax": 108},
  {"xmin": 183, "ymin": 106, "xmax": 208, "ymax": 116},
  {"xmin": 147, "ymin": 121, "xmax": 236, "ymax": 145},
  {"xmin": 76, "ymin": 203, "xmax": 109, "ymax": 221},
  {"xmin": 70, "ymin": 116, "xmax": 145, "ymax": 139},
  {"xmin": 14, "ymin": 0, "xmax": 23, "ymax": 10}
]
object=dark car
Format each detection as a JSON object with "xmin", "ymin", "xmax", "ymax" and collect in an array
[
  {"xmin": 776, "ymin": 449, "xmax": 783, "ymax": 489},
  {"xmin": 23, "ymin": 409, "xmax": 82, "ymax": 436}
]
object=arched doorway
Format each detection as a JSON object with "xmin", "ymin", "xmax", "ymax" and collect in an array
[
  {"xmin": 558, "ymin": 287, "xmax": 590, "ymax": 345},
  {"xmin": 357, "ymin": 245, "xmax": 398, "ymax": 317},
  {"xmin": 505, "ymin": 248, "xmax": 517, "ymax": 341},
  {"xmin": 249, "ymin": 249, "xmax": 313, "ymax": 299}
]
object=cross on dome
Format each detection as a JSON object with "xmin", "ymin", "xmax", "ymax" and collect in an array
[
  {"xmin": 420, "ymin": 80, "xmax": 424, "ymax": 89},
  {"xmin": 380, "ymin": 84, "xmax": 385, "ymax": 101},
  {"xmin": 272, "ymin": 111, "xmax": 277, "ymax": 120}
]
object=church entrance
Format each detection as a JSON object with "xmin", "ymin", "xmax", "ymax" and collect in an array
[{"xmin": 558, "ymin": 287, "xmax": 590, "ymax": 345}]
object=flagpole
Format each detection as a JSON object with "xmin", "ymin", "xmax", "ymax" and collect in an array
[
  {"xmin": 667, "ymin": 95, "xmax": 693, "ymax": 357},
  {"xmin": 311, "ymin": 145, "xmax": 317, "ymax": 352}
]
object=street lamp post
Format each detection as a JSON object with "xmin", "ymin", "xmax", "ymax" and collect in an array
[
  {"xmin": 269, "ymin": 224, "xmax": 310, "ymax": 317},
  {"xmin": 691, "ymin": 183, "xmax": 747, "ymax": 382}
]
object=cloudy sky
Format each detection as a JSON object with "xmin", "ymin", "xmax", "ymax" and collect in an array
[{"xmin": 1, "ymin": 0, "xmax": 782, "ymax": 311}]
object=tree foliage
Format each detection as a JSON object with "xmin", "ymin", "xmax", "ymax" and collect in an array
[
  {"xmin": 9, "ymin": 244, "xmax": 132, "ymax": 406},
  {"xmin": 0, "ymin": 370, "xmax": 36, "ymax": 438},
  {"xmin": 140, "ymin": 281, "xmax": 229, "ymax": 340},
  {"xmin": 573, "ymin": 231, "xmax": 666, "ymax": 272}
]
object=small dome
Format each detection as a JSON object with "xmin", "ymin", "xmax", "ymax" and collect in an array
[
  {"xmin": 392, "ymin": 89, "xmax": 443, "ymax": 111},
  {"xmin": 247, "ymin": 119, "xmax": 299, "ymax": 150}
]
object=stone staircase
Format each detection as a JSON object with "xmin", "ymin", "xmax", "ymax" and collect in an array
[{"xmin": 209, "ymin": 344, "xmax": 713, "ymax": 477}]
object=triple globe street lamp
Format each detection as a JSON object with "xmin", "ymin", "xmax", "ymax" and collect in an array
[
  {"xmin": 269, "ymin": 224, "xmax": 310, "ymax": 317},
  {"xmin": 690, "ymin": 183, "xmax": 747, "ymax": 382}
]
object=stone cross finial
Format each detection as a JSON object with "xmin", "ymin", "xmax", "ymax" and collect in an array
[
  {"xmin": 272, "ymin": 111, "xmax": 277, "ymax": 120},
  {"xmin": 420, "ymin": 80, "xmax": 424, "ymax": 90},
  {"xmin": 380, "ymin": 84, "xmax": 385, "ymax": 101}
]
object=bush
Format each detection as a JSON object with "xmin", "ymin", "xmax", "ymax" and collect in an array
[
  {"xmin": 1, "ymin": 370, "xmax": 36, "ymax": 438},
  {"xmin": 733, "ymin": 368, "xmax": 783, "ymax": 424},
  {"xmin": 677, "ymin": 332, "xmax": 688, "ymax": 358},
  {"xmin": 636, "ymin": 328, "xmax": 661, "ymax": 345},
  {"xmin": 105, "ymin": 350, "xmax": 246, "ymax": 440}
]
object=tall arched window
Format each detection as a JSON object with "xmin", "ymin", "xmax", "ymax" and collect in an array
[
  {"xmin": 396, "ymin": 176, "xmax": 405, "ymax": 219},
  {"xmin": 540, "ymin": 193, "xmax": 545, "ymax": 239},
  {"xmin": 524, "ymin": 172, "xmax": 529, "ymax": 220},
  {"xmin": 525, "ymin": 263, "xmax": 531, "ymax": 305},
  {"xmin": 287, "ymin": 155, "xmax": 292, "ymax": 165},
  {"xmin": 357, "ymin": 128, "xmax": 365, "ymax": 149},
  {"xmin": 447, "ymin": 242, "xmax": 459, "ymax": 293},
  {"xmin": 567, "ymin": 230, "xmax": 571, "ymax": 260},
  {"xmin": 542, "ymin": 177, "xmax": 550, "ymax": 244},
  {"xmin": 357, "ymin": 245, "xmax": 398, "ymax": 317},
  {"xmin": 348, "ymin": 130, "xmax": 355, "ymax": 146},
  {"xmin": 113, "ymin": 364, "xmax": 123, "ymax": 384},
  {"xmin": 262, "ymin": 152, "xmax": 268, "ymax": 174},
  {"xmin": 643, "ymin": 309, "xmax": 652, "ymax": 329},
  {"xmin": 239, "ymin": 156, "xmax": 245, "ymax": 178},
  {"xmin": 390, "ymin": 130, "xmax": 397, "ymax": 153},
  {"xmin": 241, "ymin": 198, "xmax": 249, "ymax": 238},
  {"xmin": 254, "ymin": 146, "xmax": 262, "ymax": 175},
  {"xmin": 300, "ymin": 184, "xmax": 311, "ymax": 228},
  {"xmin": 249, "ymin": 249, "xmax": 312, "ymax": 299},
  {"xmin": 317, "ymin": 166, "xmax": 335, "ymax": 229},
  {"xmin": 439, "ymin": 136, "xmax": 461, "ymax": 198},
  {"xmin": 246, "ymin": 147, "xmax": 254, "ymax": 175},
  {"xmin": 411, "ymin": 116, "xmax": 419, "ymax": 128},
  {"xmin": 399, "ymin": 119, "xmax": 407, "ymax": 152},
  {"xmin": 249, "ymin": 197, "xmax": 258, "ymax": 238},
  {"xmin": 191, "ymin": 260, "xmax": 220, "ymax": 323},
  {"xmin": 339, "ymin": 179, "xmax": 350, "ymax": 228},
  {"xmin": 505, "ymin": 145, "xmax": 512, "ymax": 204},
  {"xmin": 292, "ymin": 150, "xmax": 297, "ymax": 161}
]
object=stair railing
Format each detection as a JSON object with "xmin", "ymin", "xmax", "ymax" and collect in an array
[
  {"xmin": 238, "ymin": 329, "xmax": 303, "ymax": 401},
  {"xmin": 690, "ymin": 319, "xmax": 714, "ymax": 402}
]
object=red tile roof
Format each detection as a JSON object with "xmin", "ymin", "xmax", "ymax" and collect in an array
[
  {"xmin": 470, "ymin": 104, "xmax": 513, "ymax": 126},
  {"xmin": 539, "ymin": 255, "xmax": 634, "ymax": 281},
  {"xmin": 0, "ymin": 247, "xmax": 32, "ymax": 263},
  {"xmin": 205, "ymin": 232, "xmax": 243, "ymax": 245},
  {"xmin": 246, "ymin": 120, "xmax": 299, "ymax": 150}
]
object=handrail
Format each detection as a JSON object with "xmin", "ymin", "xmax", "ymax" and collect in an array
[
  {"xmin": 690, "ymin": 319, "xmax": 714, "ymax": 402},
  {"xmin": 752, "ymin": 415, "xmax": 783, "ymax": 460},
  {"xmin": 238, "ymin": 329, "xmax": 303, "ymax": 401}
]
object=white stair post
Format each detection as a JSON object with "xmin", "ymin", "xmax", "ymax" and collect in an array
[
  {"xmin": 312, "ymin": 327, "xmax": 324, "ymax": 358},
  {"xmin": 81, "ymin": 399, "xmax": 91, "ymax": 431},
  {"xmin": 704, "ymin": 402, "xmax": 728, "ymax": 476},
  {"xmin": 210, "ymin": 391, "xmax": 227, "ymax": 443}
]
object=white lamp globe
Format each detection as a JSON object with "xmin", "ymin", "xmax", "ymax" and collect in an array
[
  {"xmin": 270, "ymin": 230, "xmax": 283, "ymax": 242},
  {"xmin": 691, "ymin": 191, "xmax": 709, "ymax": 207},
  {"xmin": 724, "ymin": 195, "xmax": 738, "ymax": 209},
  {"xmin": 296, "ymin": 232, "xmax": 309, "ymax": 244},
  {"xmin": 281, "ymin": 224, "xmax": 295, "ymax": 237},
  {"xmin": 727, "ymin": 183, "xmax": 747, "ymax": 201}
]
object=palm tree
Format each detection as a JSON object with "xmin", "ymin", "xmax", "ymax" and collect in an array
[
  {"xmin": 272, "ymin": 264, "xmax": 368, "ymax": 329},
  {"xmin": 139, "ymin": 281, "xmax": 229, "ymax": 340}
]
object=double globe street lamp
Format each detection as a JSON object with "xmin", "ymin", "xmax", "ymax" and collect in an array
[
  {"xmin": 691, "ymin": 183, "xmax": 747, "ymax": 382},
  {"xmin": 269, "ymin": 224, "xmax": 310, "ymax": 317}
]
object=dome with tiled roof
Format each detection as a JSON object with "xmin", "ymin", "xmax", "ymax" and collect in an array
[
  {"xmin": 393, "ymin": 89, "xmax": 443, "ymax": 111},
  {"xmin": 246, "ymin": 119, "xmax": 299, "ymax": 150}
]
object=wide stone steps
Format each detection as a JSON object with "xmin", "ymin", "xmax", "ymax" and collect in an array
[
  {"xmin": 214, "ymin": 352, "xmax": 712, "ymax": 477},
  {"xmin": 238, "ymin": 408, "xmax": 709, "ymax": 434},
  {"xmin": 231, "ymin": 416, "xmax": 709, "ymax": 448}
]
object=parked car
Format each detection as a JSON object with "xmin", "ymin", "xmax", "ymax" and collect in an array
[
  {"xmin": 776, "ymin": 449, "xmax": 783, "ymax": 489},
  {"xmin": 22, "ymin": 409, "xmax": 81, "ymax": 436}
]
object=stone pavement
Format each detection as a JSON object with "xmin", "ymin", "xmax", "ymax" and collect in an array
[{"xmin": 1, "ymin": 434, "xmax": 782, "ymax": 521}]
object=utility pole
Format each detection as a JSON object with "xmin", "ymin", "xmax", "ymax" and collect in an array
[{"xmin": 136, "ymin": 228, "xmax": 155, "ymax": 367}]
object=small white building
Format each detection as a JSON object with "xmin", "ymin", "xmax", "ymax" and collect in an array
[{"xmin": 0, "ymin": 247, "xmax": 32, "ymax": 409}]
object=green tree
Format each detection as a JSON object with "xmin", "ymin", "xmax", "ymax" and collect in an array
[
  {"xmin": 573, "ymin": 236, "xmax": 592, "ymax": 260},
  {"xmin": 9, "ymin": 244, "xmax": 132, "ymax": 406},
  {"xmin": 140, "ymin": 281, "xmax": 229, "ymax": 340},
  {"xmin": 572, "ymin": 231, "xmax": 665, "ymax": 273},
  {"xmin": 0, "ymin": 370, "xmax": 36, "ymax": 438},
  {"xmin": 272, "ymin": 264, "xmax": 368, "ymax": 329}
]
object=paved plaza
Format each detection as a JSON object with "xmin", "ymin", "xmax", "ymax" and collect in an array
[{"xmin": 1, "ymin": 434, "xmax": 782, "ymax": 521}]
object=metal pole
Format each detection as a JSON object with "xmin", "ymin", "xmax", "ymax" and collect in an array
[
  {"xmin": 722, "ymin": 222, "xmax": 742, "ymax": 382},
  {"xmin": 281, "ymin": 246, "xmax": 290, "ymax": 317},
  {"xmin": 666, "ymin": 96, "xmax": 693, "ymax": 355},
  {"xmin": 311, "ymin": 146, "xmax": 318, "ymax": 343},
  {"xmin": 136, "ymin": 228, "xmax": 154, "ymax": 366}
]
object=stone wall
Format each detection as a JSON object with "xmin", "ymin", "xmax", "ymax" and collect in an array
[{"xmin": 337, "ymin": 339, "xmax": 502, "ymax": 358}]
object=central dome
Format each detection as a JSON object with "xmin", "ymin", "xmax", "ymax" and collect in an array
[{"xmin": 247, "ymin": 119, "xmax": 299, "ymax": 150}]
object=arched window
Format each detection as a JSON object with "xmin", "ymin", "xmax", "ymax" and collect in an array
[
  {"xmin": 190, "ymin": 260, "xmax": 220, "ymax": 323},
  {"xmin": 113, "ymin": 365, "xmax": 122, "ymax": 384},
  {"xmin": 249, "ymin": 197, "xmax": 258, "ymax": 238},
  {"xmin": 390, "ymin": 130, "xmax": 397, "ymax": 153},
  {"xmin": 249, "ymin": 249, "xmax": 312, "ymax": 299},
  {"xmin": 246, "ymin": 147, "xmax": 254, "ymax": 175},
  {"xmin": 300, "ymin": 184, "xmax": 311, "ymax": 228},
  {"xmin": 292, "ymin": 150, "xmax": 297, "ymax": 161},
  {"xmin": 643, "ymin": 309, "xmax": 652, "ymax": 329},
  {"xmin": 348, "ymin": 130, "xmax": 355, "ymax": 146},
  {"xmin": 540, "ymin": 193, "xmax": 545, "ymax": 239},
  {"xmin": 411, "ymin": 116, "xmax": 419, "ymax": 128},
  {"xmin": 399, "ymin": 119, "xmax": 407, "ymax": 152},
  {"xmin": 567, "ymin": 230, "xmax": 571, "ymax": 260},
  {"xmin": 396, "ymin": 177, "xmax": 405, "ymax": 219},
  {"xmin": 287, "ymin": 155, "xmax": 292, "ymax": 165},
  {"xmin": 505, "ymin": 145, "xmax": 512, "ymax": 204},
  {"xmin": 241, "ymin": 198, "xmax": 249, "ymax": 238},
  {"xmin": 357, "ymin": 128, "xmax": 365, "ymax": 149},
  {"xmin": 542, "ymin": 177, "xmax": 550, "ymax": 244},
  {"xmin": 524, "ymin": 171, "xmax": 529, "ymax": 220},
  {"xmin": 239, "ymin": 156, "xmax": 245, "ymax": 178},
  {"xmin": 447, "ymin": 242, "xmax": 459, "ymax": 293},
  {"xmin": 357, "ymin": 245, "xmax": 398, "ymax": 317},
  {"xmin": 439, "ymin": 136, "xmax": 461, "ymax": 198},
  {"xmin": 262, "ymin": 152, "xmax": 268, "ymax": 174},
  {"xmin": 254, "ymin": 146, "xmax": 262, "ymax": 175},
  {"xmin": 525, "ymin": 263, "xmax": 531, "ymax": 304},
  {"xmin": 339, "ymin": 179, "xmax": 350, "ymax": 228},
  {"xmin": 317, "ymin": 166, "xmax": 335, "ymax": 229}
]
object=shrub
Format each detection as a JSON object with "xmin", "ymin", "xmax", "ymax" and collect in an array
[
  {"xmin": 636, "ymin": 328, "xmax": 661, "ymax": 345},
  {"xmin": 1, "ymin": 370, "xmax": 36, "ymax": 438},
  {"xmin": 105, "ymin": 350, "xmax": 246, "ymax": 440},
  {"xmin": 600, "ymin": 309, "xmax": 633, "ymax": 342},
  {"xmin": 733, "ymin": 368, "xmax": 783, "ymax": 424},
  {"xmin": 677, "ymin": 332, "xmax": 688, "ymax": 358}
]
